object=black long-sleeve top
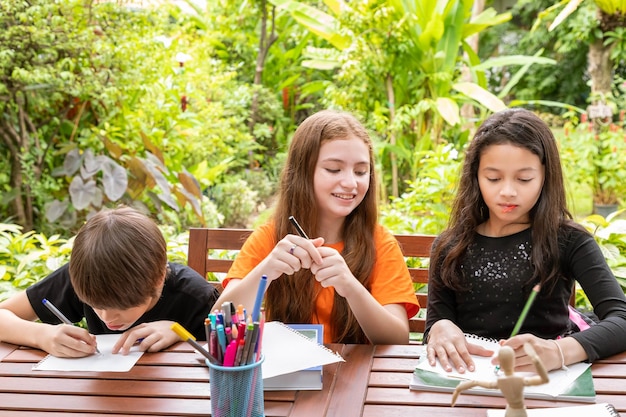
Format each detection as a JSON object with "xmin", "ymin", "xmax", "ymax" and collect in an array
[{"xmin": 424, "ymin": 227, "xmax": 626, "ymax": 362}]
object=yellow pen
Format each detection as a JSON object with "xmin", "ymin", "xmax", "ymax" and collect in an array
[{"xmin": 171, "ymin": 322, "xmax": 219, "ymax": 365}]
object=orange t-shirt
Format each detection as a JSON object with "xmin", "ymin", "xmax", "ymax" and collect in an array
[{"xmin": 224, "ymin": 223, "xmax": 420, "ymax": 343}]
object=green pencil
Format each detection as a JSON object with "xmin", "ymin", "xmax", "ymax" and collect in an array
[
  {"xmin": 510, "ymin": 284, "xmax": 541, "ymax": 337},
  {"xmin": 494, "ymin": 284, "xmax": 541, "ymax": 375}
]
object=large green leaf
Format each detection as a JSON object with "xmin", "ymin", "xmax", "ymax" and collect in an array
[
  {"xmin": 472, "ymin": 55, "xmax": 556, "ymax": 71},
  {"xmin": 435, "ymin": 97, "xmax": 460, "ymax": 126},
  {"xmin": 269, "ymin": 0, "xmax": 351, "ymax": 50},
  {"xmin": 463, "ymin": 8, "xmax": 512, "ymax": 38},
  {"xmin": 508, "ymin": 99, "xmax": 586, "ymax": 113},
  {"xmin": 452, "ymin": 82, "xmax": 506, "ymax": 112}
]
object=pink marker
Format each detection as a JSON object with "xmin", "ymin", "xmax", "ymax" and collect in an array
[{"xmin": 223, "ymin": 340, "xmax": 238, "ymax": 367}]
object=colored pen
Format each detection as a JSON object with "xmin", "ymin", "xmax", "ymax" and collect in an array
[
  {"xmin": 204, "ymin": 317, "xmax": 211, "ymax": 343},
  {"xmin": 256, "ymin": 308, "xmax": 265, "ymax": 362},
  {"xmin": 222, "ymin": 302, "xmax": 233, "ymax": 328},
  {"xmin": 171, "ymin": 322, "xmax": 219, "ymax": 365},
  {"xmin": 288, "ymin": 215, "xmax": 309, "ymax": 239},
  {"xmin": 245, "ymin": 322, "xmax": 260, "ymax": 365},
  {"xmin": 216, "ymin": 323, "xmax": 227, "ymax": 358},
  {"xmin": 42, "ymin": 298, "xmax": 101, "ymax": 355},
  {"xmin": 240, "ymin": 321, "xmax": 255, "ymax": 365},
  {"xmin": 252, "ymin": 275, "xmax": 267, "ymax": 323},
  {"xmin": 236, "ymin": 304, "xmax": 245, "ymax": 323},
  {"xmin": 223, "ymin": 340, "xmax": 238, "ymax": 367},
  {"xmin": 495, "ymin": 284, "xmax": 541, "ymax": 374},
  {"xmin": 510, "ymin": 284, "xmax": 540, "ymax": 337}
]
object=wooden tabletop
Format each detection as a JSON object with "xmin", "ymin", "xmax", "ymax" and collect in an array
[{"xmin": 0, "ymin": 341, "xmax": 624, "ymax": 416}]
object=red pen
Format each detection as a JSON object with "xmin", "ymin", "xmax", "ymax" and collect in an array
[{"xmin": 234, "ymin": 338, "xmax": 245, "ymax": 367}]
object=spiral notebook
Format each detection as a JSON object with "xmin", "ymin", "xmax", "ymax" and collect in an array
[
  {"xmin": 263, "ymin": 323, "xmax": 325, "ymax": 390},
  {"xmin": 261, "ymin": 321, "xmax": 344, "ymax": 388},
  {"xmin": 411, "ymin": 333, "xmax": 595, "ymax": 403},
  {"xmin": 487, "ymin": 402, "xmax": 618, "ymax": 416}
]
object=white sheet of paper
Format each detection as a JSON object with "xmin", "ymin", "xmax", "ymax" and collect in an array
[
  {"xmin": 260, "ymin": 321, "xmax": 344, "ymax": 379},
  {"xmin": 32, "ymin": 334, "xmax": 144, "ymax": 372}
]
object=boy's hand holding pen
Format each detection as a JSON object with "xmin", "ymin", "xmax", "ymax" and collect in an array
[{"xmin": 42, "ymin": 298, "xmax": 101, "ymax": 356}]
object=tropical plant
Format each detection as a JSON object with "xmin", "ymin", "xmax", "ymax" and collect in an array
[
  {"xmin": 559, "ymin": 116, "xmax": 626, "ymax": 207},
  {"xmin": 536, "ymin": 0, "xmax": 626, "ymax": 108},
  {"xmin": 266, "ymin": 0, "xmax": 559, "ymax": 199},
  {"xmin": 580, "ymin": 209, "xmax": 626, "ymax": 291},
  {"xmin": 380, "ymin": 142, "xmax": 462, "ymax": 235}
]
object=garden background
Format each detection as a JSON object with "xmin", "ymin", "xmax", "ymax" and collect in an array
[{"xmin": 1, "ymin": 0, "xmax": 625, "ymax": 309}]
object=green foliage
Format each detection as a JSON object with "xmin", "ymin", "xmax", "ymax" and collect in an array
[
  {"xmin": 558, "ymin": 118, "xmax": 626, "ymax": 206},
  {"xmin": 0, "ymin": 223, "xmax": 73, "ymax": 302},
  {"xmin": 580, "ymin": 210, "xmax": 626, "ymax": 290},
  {"xmin": 480, "ymin": 0, "xmax": 595, "ymax": 111},
  {"xmin": 380, "ymin": 143, "xmax": 461, "ymax": 235}
]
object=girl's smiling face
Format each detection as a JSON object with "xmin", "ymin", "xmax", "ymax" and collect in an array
[
  {"xmin": 478, "ymin": 143, "xmax": 545, "ymax": 235},
  {"xmin": 313, "ymin": 136, "xmax": 371, "ymax": 223}
]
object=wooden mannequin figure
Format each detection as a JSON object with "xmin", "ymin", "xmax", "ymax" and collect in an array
[{"xmin": 451, "ymin": 343, "xmax": 549, "ymax": 417}]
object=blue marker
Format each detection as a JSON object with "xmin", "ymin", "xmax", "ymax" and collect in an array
[
  {"xmin": 216, "ymin": 323, "xmax": 227, "ymax": 358},
  {"xmin": 252, "ymin": 275, "xmax": 267, "ymax": 322}
]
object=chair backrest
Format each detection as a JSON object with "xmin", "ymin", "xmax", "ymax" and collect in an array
[{"xmin": 187, "ymin": 227, "xmax": 435, "ymax": 334}]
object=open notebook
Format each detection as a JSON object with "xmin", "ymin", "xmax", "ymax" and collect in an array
[
  {"xmin": 411, "ymin": 334, "xmax": 595, "ymax": 403},
  {"xmin": 32, "ymin": 334, "xmax": 144, "ymax": 372}
]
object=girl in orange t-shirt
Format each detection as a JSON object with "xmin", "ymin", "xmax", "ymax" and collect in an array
[{"xmin": 212, "ymin": 110, "xmax": 418, "ymax": 344}]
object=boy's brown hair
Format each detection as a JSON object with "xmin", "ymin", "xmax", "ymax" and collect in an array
[{"xmin": 69, "ymin": 206, "xmax": 167, "ymax": 309}]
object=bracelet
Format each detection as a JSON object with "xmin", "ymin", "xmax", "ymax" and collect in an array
[{"xmin": 550, "ymin": 339, "xmax": 568, "ymax": 371}]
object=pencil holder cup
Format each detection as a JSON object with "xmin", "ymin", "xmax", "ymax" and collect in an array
[{"xmin": 206, "ymin": 355, "xmax": 265, "ymax": 417}]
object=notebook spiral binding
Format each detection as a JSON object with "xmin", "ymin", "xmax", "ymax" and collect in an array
[
  {"xmin": 604, "ymin": 403, "xmax": 619, "ymax": 417},
  {"xmin": 463, "ymin": 333, "xmax": 499, "ymax": 346},
  {"xmin": 278, "ymin": 322, "xmax": 342, "ymax": 359}
]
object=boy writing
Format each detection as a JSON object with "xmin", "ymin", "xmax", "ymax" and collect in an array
[{"xmin": 0, "ymin": 206, "xmax": 219, "ymax": 357}]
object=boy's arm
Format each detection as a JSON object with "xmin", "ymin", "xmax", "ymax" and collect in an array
[
  {"xmin": 0, "ymin": 291, "xmax": 97, "ymax": 356},
  {"xmin": 0, "ymin": 291, "xmax": 47, "ymax": 348}
]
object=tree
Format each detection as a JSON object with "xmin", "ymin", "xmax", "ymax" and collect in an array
[
  {"xmin": 541, "ymin": 0, "xmax": 626, "ymax": 112},
  {"xmin": 0, "ymin": 0, "xmax": 209, "ymax": 232}
]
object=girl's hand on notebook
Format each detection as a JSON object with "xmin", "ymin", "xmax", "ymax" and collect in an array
[
  {"xmin": 425, "ymin": 320, "xmax": 493, "ymax": 374},
  {"xmin": 112, "ymin": 321, "xmax": 178, "ymax": 355},
  {"xmin": 44, "ymin": 323, "xmax": 98, "ymax": 358}
]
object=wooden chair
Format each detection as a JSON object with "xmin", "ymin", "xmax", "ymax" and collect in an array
[{"xmin": 187, "ymin": 227, "xmax": 435, "ymax": 334}]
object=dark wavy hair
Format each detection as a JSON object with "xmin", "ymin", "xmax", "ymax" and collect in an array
[{"xmin": 431, "ymin": 108, "xmax": 582, "ymax": 293}]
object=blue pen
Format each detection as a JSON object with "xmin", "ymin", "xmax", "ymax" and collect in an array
[
  {"xmin": 252, "ymin": 275, "xmax": 267, "ymax": 323},
  {"xmin": 216, "ymin": 323, "xmax": 227, "ymax": 360}
]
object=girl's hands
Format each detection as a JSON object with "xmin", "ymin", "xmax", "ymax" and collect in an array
[
  {"xmin": 425, "ymin": 320, "xmax": 494, "ymax": 373},
  {"xmin": 259, "ymin": 235, "xmax": 324, "ymax": 282},
  {"xmin": 42, "ymin": 324, "xmax": 98, "ymax": 358},
  {"xmin": 310, "ymin": 246, "xmax": 360, "ymax": 298},
  {"xmin": 112, "ymin": 321, "xmax": 179, "ymax": 355},
  {"xmin": 500, "ymin": 334, "xmax": 570, "ymax": 372}
]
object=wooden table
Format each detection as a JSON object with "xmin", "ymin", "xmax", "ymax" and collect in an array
[{"xmin": 0, "ymin": 341, "xmax": 624, "ymax": 416}]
